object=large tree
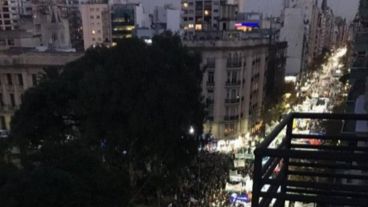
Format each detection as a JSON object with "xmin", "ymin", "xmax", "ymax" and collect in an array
[{"xmin": 5, "ymin": 33, "xmax": 205, "ymax": 206}]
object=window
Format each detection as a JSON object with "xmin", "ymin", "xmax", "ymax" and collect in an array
[
  {"xmin": 35, "ymin": 24, "xmax": 41, "ymax": 32},
  {"xmin": 208, "ymin": 72, "xmax": 214, "ymax": 84},
  {"xmin": 96, "ymin": 15, "xmax": 100, "ymax": 19},
  {"xmin": 227, "ymin": 71, "xmax": 231, "ymax": 83},
  {"xmin": 0, "ymin": 93, "xmax": 3, "ymax": 106},
  {"xmin": 17, "ymin": 74, "xmax": 23, "ymax": 86},
  {"xmin": 225, "ymin": 106, "xmax": 230, "ymax": 117},
  {"xmin": 231, "ymin": 89, "xmax": 236, "ymax": 99},
  {"xmin": 6, "ymin": 74, "xmax": 12, "ymax": 85},
  {"xmin": 207, "ymin": 57, "xmax": 215, "ymax": 68},
  {"xmin": 90, "ymin": 15, "xmax": 94, "ymax": 19},
  {"xmin": 52, "ymin": 33, "xmax": 57, "ymax": 41},
  {"xmin": 0, "ymin": 116, "xmax": 6, "ymax": 130},
  {"xmin": 32, "ymin": 74, "xmax": 37, "ymax": 86},
  {"xmin": 10, "ymin": 93, "xmax": 15, "ymax": 107},
  {"xmin": 231, "ymin": 71, "xmax": 237, "ymax": 83},
  {"xmin": 7, "ymin": 39, "xmax": 14, "ymax": 46}
]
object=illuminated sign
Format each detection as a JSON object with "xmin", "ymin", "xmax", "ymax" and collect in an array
[
  {"xmin": 229, "ymin": 193, "xmax": 250, "ymax": 203},
  {"xmin": 234, "ymin": 21, "xmax": 260, "ymax": 31}
]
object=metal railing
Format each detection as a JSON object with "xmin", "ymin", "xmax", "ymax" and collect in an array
[{"xmin": 252, "ymin": 113, "xmax": 368, "ymax": 207}]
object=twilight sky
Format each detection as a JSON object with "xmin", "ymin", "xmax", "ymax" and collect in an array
[{"xmin": 243, "ymin": 0, "xmax": 359, "ymax": 22}]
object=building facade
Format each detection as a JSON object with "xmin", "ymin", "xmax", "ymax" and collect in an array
[
  {"xmin": 181, "ymin": 0, "xmax": 238, "ymax": 33},
  {"xmin": 0, "ymin": 48, "xmax": 82, "ymax": 129},
  {"xmin": 184, "ymin": 32, "xmax": 269, "ymax": 139},
  {"xmin": 80, "ymin": 3, "xmax": 111, "ymax": 49},
  {"xmin": 32, "ymin": 1, "xmax": 73, "ymax": 50},
  {"xmin": 280, "ymin": 7, "xmax": 305, "ymax": 76}
]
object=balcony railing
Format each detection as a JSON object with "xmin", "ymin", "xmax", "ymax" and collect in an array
[
  {"xmin": 252, "ymin": 113, "xmax": 368, "ymax": 207},
  {"xmin": 225, "ymin": 80, "xmax": 241, "ymax": 86},
  {"xmin": 224, "ymin": 115, "xmax": 239, "ymax": 121},
  {"xmin": 225, "ymin": 97, "xmax": 241, "ymax": 104},
  {"xmin": 227, "ymin": 61, "xmax": 242, "ymax": 68}
]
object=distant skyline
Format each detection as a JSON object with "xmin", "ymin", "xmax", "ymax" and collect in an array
[{"xmin": 243, "ymin": 0, "xmax": 359, "ymax": 22}]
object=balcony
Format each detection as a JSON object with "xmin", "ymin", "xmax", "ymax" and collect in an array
[
  {"xmin": 225, "ymin": 97, "xmax": 242, "ymax": 104},
  {"xmin": 252, "ymin": 113, "xmax": 368, "ymax": 207},
  {"xmin": 224, "ymin": 115, "xmax": 239, "ymax": 121},
  {"xmin": 225, "ymin": 80, "xmax": 241, "ymax": 86},
  {"xmin": 206, "ymin": 81, "xmax": 214, "ymax": 87},
  {"xmin": 227, "ymin": 61, "xmax": 242, "ymax": 68}
]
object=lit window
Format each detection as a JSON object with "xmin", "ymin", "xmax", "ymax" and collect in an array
[
  {"xmin": 92, "ymin": 30, "xmax": 96, "ymax": 34},
  {"xmin": 195, "ymin": 24, "xmax": 202, "ymax": 30},
  {"xmin": 204, "ymin": 10, "xmax": 209, "ymax": 16},
  {"xmin": 188, "ymin": 23, "xmax": 194, "ymax": 28},
  {"xmin": 183, "ymin": 2, "xmax": 188, "ymax": 8}
]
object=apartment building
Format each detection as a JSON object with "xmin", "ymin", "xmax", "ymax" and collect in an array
[
  {"xmin": 80, "ymin": 3, "xmax": 111, "ymax": 49},
  {"xmin": 181, "ymin": 0, "xmax": 238, "ymax": 33},
  {"xmin": 184, "ymin": 32, "xmax": 269, "ymax": 139}
]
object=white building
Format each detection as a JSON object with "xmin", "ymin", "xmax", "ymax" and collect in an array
[
  {"xmin": 280, "ymin": 8, "xmax": 305, "ymax": 76},
  {"xmin": 80, "ymin": 3, "xmax": 112, "ymax": 49},
  {"xmin": 184, "ymin": 32, "xmax": 269, "ymax": 139}
]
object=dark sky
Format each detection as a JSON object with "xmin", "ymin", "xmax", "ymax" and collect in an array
[{"xmin": 243, "ymin": 0, "xmax": 359, "ymax": 21}]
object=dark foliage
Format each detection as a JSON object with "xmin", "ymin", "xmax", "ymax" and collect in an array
[{"xmin": 2, "ymin": 33, "xmax": 205, "ymax": 206}]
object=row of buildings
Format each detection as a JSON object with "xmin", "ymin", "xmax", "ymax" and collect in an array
[
  {"xmin": 0, "ymin": 0, "xmax": 350, "ymax": 140},
  {"xmin": 280, "ymin": 0, "xmax": 350, "ymax": 76}
]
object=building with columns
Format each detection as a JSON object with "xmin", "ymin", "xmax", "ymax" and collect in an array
[{"xmin": 0, "ymin": 48, "xmax": 82, "ymax": 129}]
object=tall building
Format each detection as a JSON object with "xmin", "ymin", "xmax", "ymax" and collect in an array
[
  {"xmin": 280, "ymin": 7, "xmax": 305, "ymax": 76},
  {"xmin": 333, "ymin": 17, "xmax": 348, "ymax": 48},
  {"xmin": 281, "ymin": 0, "xmax": 323, "ymax": 75},
  {"xmin": 184, "ymin": 33, "xmax": 269, "ymax": 139},
  {"xmin": 181, "ymin": 0, "xmax": 238, "ymax": 33},
  {"xmin": 181, "ymin": 0, "xmax": 287, "ymax": 139},
  {"xmin": 80, "ymin": 3, "xmax": 112, "ymax": 49},
  {"xmin": 110, "ymin": 3, "xmax": 145, "ymax": 41},
  {"xmin": 61, "ymin": 0, "xmax": 85, "ymax": 51},
  {"xmin": 0, "ymin": 0, "xmax": 20, "ymax": 31},
  {"xmin": 0, "ymin": 0, "xmax": 40, "ymax": 50},
  {"xmin": 32, "ymin": 1, "xmax": 73, "ymax": 50},
  {"xmin": 318, "ymin": 0, "xmax": 334, "ymax": 52}
]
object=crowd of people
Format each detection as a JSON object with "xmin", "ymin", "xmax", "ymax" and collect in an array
[{"xmin": 166, "ymin": 148, "xmax": 255, "ymax": 207}]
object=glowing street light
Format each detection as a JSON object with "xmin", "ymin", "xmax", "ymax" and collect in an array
[{"xmin": 189, "ymin": 126, "xmax": 195, "ymax": 135}]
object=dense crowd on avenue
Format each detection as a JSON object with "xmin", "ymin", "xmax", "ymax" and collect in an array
[{"xmin": 165, "ymin": 149, "xmax": 254, "ymax": 207}]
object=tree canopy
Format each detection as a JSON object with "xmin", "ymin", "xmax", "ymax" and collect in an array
[{"xmin": 2, "ymin": 33, "xmax": 205, "ymax": 207}]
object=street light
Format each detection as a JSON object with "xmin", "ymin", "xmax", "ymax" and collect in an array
[{"xmin": 189, "ymin": 126, "xmax": 195, "ymax": 135}]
